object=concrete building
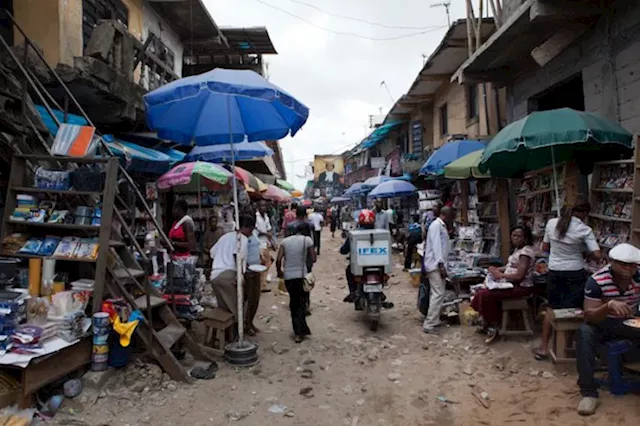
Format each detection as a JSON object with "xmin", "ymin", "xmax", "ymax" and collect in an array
[
  {"xmin": 454, "ymin": 0, "xmax": 640, "ymax": 134},
  {"xmin": 385, "ymin": 19, "xmax": 507, "ymax": 176}
]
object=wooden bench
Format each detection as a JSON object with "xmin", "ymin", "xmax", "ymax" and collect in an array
[
  {"xmin": 500, "ymin": 298, "xmax": 534, "ymax": 337},
  {"xmin": 549, "ymin": 308, "xmax": 584, "ymax": 364},
  {"xmin": 201, "ymin": 308, "xmax": 236, "ymax": 356}
]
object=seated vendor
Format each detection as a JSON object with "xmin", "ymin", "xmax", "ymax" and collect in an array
[
  {"xmin": 471, "ymin": 226, "xmax": 536, "ymax": 344},
  {"xmin": 575, "ymin": 243, "xmax": 640, "ymax": 416}
]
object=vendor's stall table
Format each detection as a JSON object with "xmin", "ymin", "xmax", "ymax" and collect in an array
[{"xmin": 5, "ymin": 338, "xmax": 91, "ymax": 408}]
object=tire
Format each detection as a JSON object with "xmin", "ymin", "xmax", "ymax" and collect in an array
[{"xmin": 370, "ymin": 319, "xmax": 379, "ymax": 331}]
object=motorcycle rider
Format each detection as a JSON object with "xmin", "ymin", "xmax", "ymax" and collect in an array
[{"xmin": 341, "ymin": 209, "xmax": 393, "ymax": 308}]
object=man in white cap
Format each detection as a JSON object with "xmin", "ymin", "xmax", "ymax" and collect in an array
[{"xmin": 576, "ymin": 243, "xmax": 640, "ymax": 416}]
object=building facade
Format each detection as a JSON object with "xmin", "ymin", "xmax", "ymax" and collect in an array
[{"xmin": 456, "ymin": 0, "xmax": 640, "ymax": 134}]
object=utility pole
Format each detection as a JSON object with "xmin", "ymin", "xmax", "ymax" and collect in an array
[{"xmin": 430, "ymin": 1, "xmax": 452, "ymax": 27}]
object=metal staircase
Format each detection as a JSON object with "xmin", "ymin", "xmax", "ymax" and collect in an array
[{"xmin": 0, "ymin": 10, "xmax": 209, "ymax": 382}]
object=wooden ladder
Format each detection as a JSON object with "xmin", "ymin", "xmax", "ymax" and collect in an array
[
  {"xmin": 0, "ymin": 18, "xmax": 212, "ymax": 382},
  {"xmin": 104, "ymin": 243, "xmax": 210, "ymax": 383}
]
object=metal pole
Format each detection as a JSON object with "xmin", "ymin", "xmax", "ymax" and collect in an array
[{"xmin": 227, "ymin": 95, "xmax": 244, "ymax": 346}]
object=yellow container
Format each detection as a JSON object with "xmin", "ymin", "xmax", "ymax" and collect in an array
[
  {"xmin": 52, "ymin": 281, "xmax": 66, "ymax": 294},
  {"xmin": 28, "ymin": 258, "xmax": 42, "ymax": 297}
]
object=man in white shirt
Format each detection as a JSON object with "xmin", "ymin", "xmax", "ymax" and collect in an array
[
  {"xmin": 210, "ymin": 215, "xmax": 255, "ymax": 322},
  {"xmin": 422, "ymin": 207, "xmax": 454, "ymax": 334},
  {"xmin": 255, "ymin": 200, "xmax": 273, "ymax": 292},
  {"xmin": 308, "ymin": 210, "xmax": 324, "ymax": 255},
  {"xmin": 374, "ymin": 200, "xmax": 389, "ymax": 230}
]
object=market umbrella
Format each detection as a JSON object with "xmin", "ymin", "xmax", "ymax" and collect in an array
[
  {"xmin": 478, "ymin": 108, "xmax": 634, "ymax": 177},
  {"xmin": 290, "ymin": 189, "xmax": 303, "ymax": 198},
  {"xmin": 344, "ymin": 182, "xmax": 365, "ymax": 197},
  {"xmin": 301, "ymin": 199, "xmax": 313, "ymax": 207},
  {"xmin": 368, "ymin": 180, "xmax": 417, "ymax": 199},
  {"xmin": 331, "ymin": 196, "xmax": 350, "ymax": 203},
  {"xmin": 262, "ymin": 184, "xmax": 292, "ymax": 203},
  {"xmin": 144, "ymin": 68, "xmax": 309, "ymax": 355},
  {"xmin": 480, "ymin": 108, "xmax": 634, "ymax": 215},
  {"xmin": 362, "ymin": 175, "xmax": 393, "ymax": 191},
  {"xmin": 419, "ymin": 140, "xmax": 486, "ymax": 175},
  {"xmin": 443, "ymin": 150, "xmax": 490, "ymax": 179},
  {"xmin": 185, "ymin": 141, "xmax": 273, "ymax": 163},
  {"xmin": 275, "ymin": 179, "xmax": 294, "ymax": 192},
  {"xmin": 224, "ymin": 165, "xmax": 267, "ymax": 193},
  {"xmin": 157, "ymin": 161, "xmax": 231, "ymax": 191}
]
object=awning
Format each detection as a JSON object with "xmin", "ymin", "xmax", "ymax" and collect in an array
[
  {"xmin": 105, "ymin": 136, "xmax": 183, "ymax": 175},
  {"xmin": 35, "ymin": 106, "xmax": 184, "ymax": 175},
  {"xmin": 362, "ymin": 121, "xmax": 405, "ymax": 149},
  {"xmin": 453, "ymin": 0, "xmax": 603, "ymax": 83}
]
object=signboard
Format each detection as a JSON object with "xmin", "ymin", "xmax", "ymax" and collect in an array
[
  {"xmin": 313, "ymin": 155, "xmax": 345, "ymax": 198},
  {"xmin": 355, "ymin": 240, "xmax": 391, "ymax": 267},
  {"xmin": 411, "ymin": 120, "xmax": 423, "ymax": 154},
  {"xmin": 370, "ymin": 157, "xmax": 386, "ymax": 169}
]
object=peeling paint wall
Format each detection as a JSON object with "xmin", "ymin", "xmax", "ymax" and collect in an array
[
  {"xmin": 507, "ymin": 2, "xmax": 640, "ymax": 134},
  {"xmin": 13, "ymin": 0, "xmax": 62, "ymax": 67},
  {"xmin": 142, "ymin": 1, "xmax": 184, "ymax": 78}
]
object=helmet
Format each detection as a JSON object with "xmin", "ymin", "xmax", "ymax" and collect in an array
[{"xmin": 358, "ymin": 209, "xmax": 376, "ymax": 226}]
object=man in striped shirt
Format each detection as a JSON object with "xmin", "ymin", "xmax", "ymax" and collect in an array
[{"xmin": 576, "ymin": 243, "xmax": 640, "ymax": 416}]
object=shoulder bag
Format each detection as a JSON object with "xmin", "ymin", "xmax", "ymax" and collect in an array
[{"xmin": 301, "ymin": 236, "xmax": 316, "ymax": 292}]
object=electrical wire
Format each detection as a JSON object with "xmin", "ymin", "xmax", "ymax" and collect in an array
[
  {"xmin": 285, "ymin": 0, "xmax": 444, "ymax": 30},
  {"xmin": 255, "ymin": 0, "xmax": 447, "ymax": 41}
]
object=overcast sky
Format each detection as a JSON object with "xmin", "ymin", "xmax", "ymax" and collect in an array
[{"xmin": 206, "ymin": 0, "xmax": 469, "ymax": 189}]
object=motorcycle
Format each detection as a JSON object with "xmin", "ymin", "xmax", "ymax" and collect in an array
[{"xmin": 354, "ymin": 266, "xmax": 387, "ymax": 330}]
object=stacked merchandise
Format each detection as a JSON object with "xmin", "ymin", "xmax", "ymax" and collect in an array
[
  {"xmin": 5, "ymin": 235, "xmax": 100, "ymax": 261},
  {"xmin": 417, "ymin": 190, "xmax": 441, "ymax": 219},
  {"xmin": 91, "ymin": 312, "xmax": 110, "ymax": 371},
  {"xmin": 164, "ymin": 261, "xmax": 205, "ymax": 320},
  {"xmin": 11, "ymin": 325, "xmax": 44, "ymax": 354},
  {"xmin": 590, "ymin": 161, "xmax": 634, "ymax": 249},
  {"xmin": 476, "ymin": 180, "xmax": 500, "ymax": 256},
  {"xmin": 0, "ymin": 291, "xmax": 27, "ymax": 355},
  {"xmin": 10, "ymin": 198, "xmax": 102, "ymax": 227},
  {"xmin": 514, "ymin": 166, "xmax": 565, "ymax": 242}
]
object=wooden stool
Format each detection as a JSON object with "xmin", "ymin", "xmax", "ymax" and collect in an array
[
  {"xmin": 500, "ymin": 298, "xmax": 534, "ymax": 337},
  {"xmin": 202, "ymin": 308, "xmax": 236, "ymax": 356},
  {"xmin": 549, "ymin": 308, "xmax": 583, "ymax": 364}
]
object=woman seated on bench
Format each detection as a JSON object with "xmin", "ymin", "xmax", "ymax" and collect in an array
[{"xmin": 471, "ymin": 226, "xmax": 536, "ymax": 344}]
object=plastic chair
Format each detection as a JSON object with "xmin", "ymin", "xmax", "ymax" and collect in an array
[{"xmin": 598, "ymin": 340, "xmax": 640, "ymax": 396}]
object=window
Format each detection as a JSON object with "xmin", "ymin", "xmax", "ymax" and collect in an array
[
  {"xmin": 440, "ymin": 103, "xmax": 448, "ymax": 136},
  {"xmin": 82, "ymin": 0, "xmax": 129, "ymax": 51},
  {"xmin": 149, "ymin": 33, "xmax": 176, "ymax": 71},
  {"xmin": 467, "ymin": 84, "xmax": 479, "ymax": 120}
]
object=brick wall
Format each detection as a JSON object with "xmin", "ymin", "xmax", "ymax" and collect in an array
[{"xmin": 507, "ymin": 1, "xmax": 640, "ymax": 134}]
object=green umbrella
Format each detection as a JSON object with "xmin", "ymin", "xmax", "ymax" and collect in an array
[
  {"xmin": 479, "ymin": 108, "xmax": 634, "ymax": 177},
  {"xmin": 444, "ymin": 150, "xmax": 489, "ymax": 179},
  {"xmin": 276, "ymin": 179, "xmax": 295, "ymax": 191}
]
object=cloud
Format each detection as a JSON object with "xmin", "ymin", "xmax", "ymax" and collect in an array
[{"xmin": 205, "ymin": 0, "xmax": 466, "ymax": 190}]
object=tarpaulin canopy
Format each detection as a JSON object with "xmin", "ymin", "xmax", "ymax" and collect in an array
[
  {"xmin": 362, "ymin": 121, "xmax": 405, "ymax": 149},
  {"xmin": 35, "ymin": 105, "xmax": 184, "ymax": 174}
]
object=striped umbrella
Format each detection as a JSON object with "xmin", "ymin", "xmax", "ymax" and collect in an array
[
  {"xmin": 262, "ymin": 184, "xmax": 292, "ymax": 203},
  {"xmin": 224, "ymin": 165, "xmax": 267, "ymax": 193}
]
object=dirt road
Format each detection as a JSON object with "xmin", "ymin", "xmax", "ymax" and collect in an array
[{"xmin": 58, "ymin": 230, "xmax": 639, "ymax": 425}]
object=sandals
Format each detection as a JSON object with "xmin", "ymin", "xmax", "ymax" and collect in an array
[
  {"xmin": 533, "ymin": 350, "xmax": 549, "ymax": 361},
  {"xmin": 484, "ymin": 327, "xmax": 499, "ymax": 344},
  {"xmin": 294, "ymin": 336, "xmax": 303, "ymax": 343}
]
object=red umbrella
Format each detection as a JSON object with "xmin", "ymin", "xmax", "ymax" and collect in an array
[
  {"xmin": 262, "ymin": 184, "xmax": 292, "ymax": 203},
  {"xmin": 224, "ymin": 165, "xmax": 267, "ymax": 193},
  {"xmin": 301, "ymin": 199, "xmax": 312, "ymax": 207}
]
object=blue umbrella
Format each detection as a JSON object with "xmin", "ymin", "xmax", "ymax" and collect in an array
[
  {"xmin": 344, "ymin": 182, "xmax": 365, "ymax": 197},
  {"xmin": 362, "ymin": 175, "xmax": 392, "ymax": 191},
  {"xmin": 331, "ymin": 196, "xmax": 351, "ymax": 203},
  {"xmin": 144, "ymin": 68, "xmax": 309, "ymax": 348},
  {"xmin": 368, "ymin": 180, "xmax": 417, "ymax": 199},
  {"xmin": 419, "ymin": 140, "xmax": 486, "ymax": 175},
  {"xmin": 185, "ymin": 141, "xmax": 273, "ymax": 162},
  {"xmin": 144, "ymin": 68, "xmax": 309, "ymax": 145}
]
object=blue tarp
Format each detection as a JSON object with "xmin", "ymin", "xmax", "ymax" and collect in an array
[
  {"xmin": 35, "ymin": 105, "xmax": 184, "ymax": 174},
  {"xmin": 362, "ymin": 121, "xmax": 405, "ymax": 149}
]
